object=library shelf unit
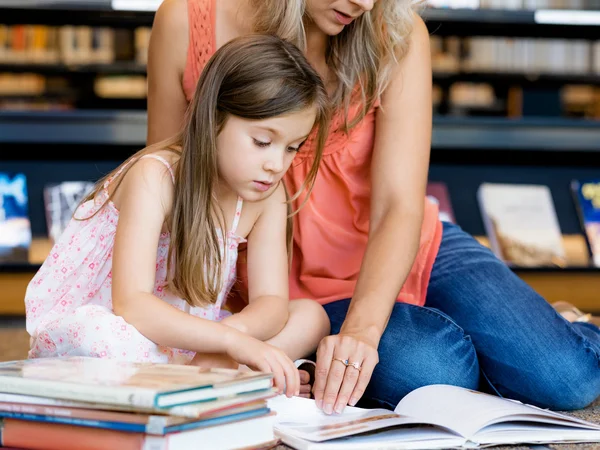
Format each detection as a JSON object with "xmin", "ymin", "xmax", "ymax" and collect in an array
[
  {"xmin": 421, "ymin": 7, "xmax": 600, "ymax": 39},
  {"xmin": 1, "ymin": 5, "xmax": 600, "ymax": 314}
]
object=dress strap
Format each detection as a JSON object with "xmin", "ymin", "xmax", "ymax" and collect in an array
[
  {"xmin": 230, "ymin": 196, "xmax": 244, "ymax": 234},
  {"xmin": 140, "ymin": 154, "xmax": 176, "ymax": 184},
  {"xmin": 103, "ymin": 156, "xmax": 137, "ymax": 190}
]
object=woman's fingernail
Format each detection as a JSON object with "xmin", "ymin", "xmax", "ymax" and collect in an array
[
  {"xmin": 334, "ymin": 404, "xmax": 343, "ymax": 414},
  {"xmin": 316, "ymin": 399, "xmax": 323, "ymax": 409},
  {"xmin": 324, "ymin": 403, "xmax": 333, "ymax": 414},
  {"xmin": 349, "ymin": 397, "xmax": 357, "ymax": 406}
]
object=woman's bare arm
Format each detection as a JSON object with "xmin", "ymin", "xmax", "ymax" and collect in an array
[
  {"xmin": 313, "ymin": 15, "xmax": 433, "ymax": 413},
  {"xmin": 146, "ymin": 0, "xmax": 190, "ymax": 145}
]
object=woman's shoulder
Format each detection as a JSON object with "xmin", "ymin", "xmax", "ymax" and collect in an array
[
  {"xmin": 149, "ymin": 0, "xmax": 189, "ymax": 73},
  {"xmin": 154, "ymin": 0, "xmax": 189, "ymax": 37}
]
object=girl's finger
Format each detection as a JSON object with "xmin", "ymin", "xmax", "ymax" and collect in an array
[
  {"xmin": 260, "ymin": 359, "xmax": 284, "ymax": 395},
  {"xmin": 282, "ymin": 355, "xmax": 301, "ymax": 397},
  {"xmin": 300, "ymin": 383, "xmax": 312, "ymax": 394}
]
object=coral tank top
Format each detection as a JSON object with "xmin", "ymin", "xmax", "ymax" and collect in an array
[{"xmin": 181, "ymin": 0, "xmax": 443, "ymax": 306}]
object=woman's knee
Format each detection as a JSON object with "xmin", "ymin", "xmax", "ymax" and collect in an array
[{"xmin": 364, "ymin": 305, "xmax": 480, "ymax": 408}]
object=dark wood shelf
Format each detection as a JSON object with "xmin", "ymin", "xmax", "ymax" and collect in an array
[
  {"xmin": 423, "ymin": 8, "xmax": 600, "ymax": 39},
  {"xmin": 434, "ymin": 71, "xmax": 600, "ymax": 87},
  {"xmin": 431, "ymin": 116, "xmax": 600, "ymax": 152},
  {"xmin": 2, "ymin": 4, "xmax": 600, "ymax": 38},
  {"xmin": 3, "ymin": 112, "xmax": 600, "ymax": 158},
  {"xmin": 0, "ymin": 62, "xmax": 147, "ymax": 76},
  {"xmin": 0, "ymin": 1, "xmax": 155, "ymax": 27},
  {"xmin": 0, "ymin": 110, "xmax": 147, "ymax": 146},
  {"xmin": 1, "ymin": 261, "xmax": 598, "ymax": 275},
  {"xmin": 0, "ymin": 263, "xmax": 41, "ymax": 274}
]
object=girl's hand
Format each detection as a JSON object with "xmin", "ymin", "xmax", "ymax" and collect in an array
[{"xmin": 224, "ymin": 330, "xmax": 300, "ymax": 398}]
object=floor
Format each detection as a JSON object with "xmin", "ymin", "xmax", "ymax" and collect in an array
[{"xmin": 0, "ymin": 318, "xmax": 598, "ymax": 450}]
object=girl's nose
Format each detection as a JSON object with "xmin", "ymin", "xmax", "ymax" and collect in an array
[{"xmin": 263, "ymin": 152, "xmax": 284, "ymax": 173}]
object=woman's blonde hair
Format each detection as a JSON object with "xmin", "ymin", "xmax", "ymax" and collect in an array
[
  {"xmin": 252, "ymin": 0, "xmax": 420, "ymax": 129},
  {"xmin": 80, "ymin": 35, "xmax": 330, "ymax": 307}
]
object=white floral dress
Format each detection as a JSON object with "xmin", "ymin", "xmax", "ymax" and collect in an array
[{"xmin": 25, "ymin": 154, "xmax": 246, "ymax": 364}]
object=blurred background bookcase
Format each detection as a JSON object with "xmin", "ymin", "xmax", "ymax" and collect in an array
[{"xmin": 1, "ymin": 0, "xmax": 600, "ymax": 315}]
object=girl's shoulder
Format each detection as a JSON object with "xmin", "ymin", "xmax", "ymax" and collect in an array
[{"xmin": 108, "ymin": 151, "xmax": 178, "ymax": 215}]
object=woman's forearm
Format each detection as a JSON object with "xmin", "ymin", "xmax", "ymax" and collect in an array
[
  {"xmin": 113, "ymin": 292, "xmax": 240, "ymax": 353},
  {"xmin": 221, "ymin": 296, "xmax": 289, "ymax": 341},
  {"xmin": 341, "ymin": 208, "xmax": 422, "ymax": 342}
]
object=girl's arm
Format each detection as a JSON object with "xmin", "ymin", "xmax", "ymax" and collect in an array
[
  {"xmin": 111, "ymin": 158, "xmax": 300, "ymax": 396},
  {"xmin": 313, "ymin": 15, "xmax": 433, "ymax": 413},
  {"xmin": 221, "ymin": 184, "xmax": 290, "ymax": 341},
  {"xmin": 146, "ymin": 0, "xmax": 189, "ymax": 145},
  {"xmin": 111, "ymin": 158, "xmax": 238, "ymax": 353}
]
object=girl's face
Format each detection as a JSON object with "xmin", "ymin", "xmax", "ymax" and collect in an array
[
  {"xmin": 305, "ymin": 0, "xmax": 376, "ymax": 36},
  {"xmin": 216, "ymin": 106, "xmax": 317, "ymax": 202}
]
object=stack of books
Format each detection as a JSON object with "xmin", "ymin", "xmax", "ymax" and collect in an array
[{"xmin": 0, "ymin": 356, "xmax": 279, "ymax": 449}]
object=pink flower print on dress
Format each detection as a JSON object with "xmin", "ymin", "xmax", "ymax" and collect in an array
[
  {"xmin": 52, "ymin": 257, "xmax": 77, "ymax": 282},
  {"xmin": 25, "ymin": 296, "xmax": 44, "ymax": 321},
  {"xmin": 58, "ymin": 294, "xmax": 74, "ymax": 314},
  {"xmin": 110, "ymin": 319, "xmax": 134, "ymax": 341},
  {"xmin": 35, "ymin": 330, "xmax": 57, "ymax": 355},
  {"xmin": 67, "ymin": 322, "xmax": 86, "ymax": 349},
  {"xmin": 90, "ymin": 339, "xmax": 113, "ymax": 358}
]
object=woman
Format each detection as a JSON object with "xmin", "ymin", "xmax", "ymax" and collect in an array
[{"xmin": 146, "ymin": 0, "xmax": 600, "ymax": 414}]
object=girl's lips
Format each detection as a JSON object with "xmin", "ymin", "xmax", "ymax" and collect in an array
[
  {"xmin": 334, "ymin": 10, "xmax": 354, "ymax": 26},
  {"xmin": 253, "ymin": 181, "xmax": 272, "ymax": 192}
]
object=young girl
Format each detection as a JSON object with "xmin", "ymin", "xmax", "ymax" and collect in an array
[{"xmin": 24, "ymin": 34, "xmax": 331, "ymax": 398}]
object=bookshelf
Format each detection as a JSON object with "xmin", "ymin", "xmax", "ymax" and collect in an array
[
  {"xmin": 422, "ymin": 8, "xmax": 600, "ymax": 39},
  {"xmin": 1, "ymin": 4, "xmax": 600, "ymax": 315},
  {"xmin": 0, "ymin": 2, "xmax": 154, "ymax": 28}
]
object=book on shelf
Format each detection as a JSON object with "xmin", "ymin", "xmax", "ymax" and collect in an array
[
  {"xmin": 269, "ymin": 384, "xmax": 600, "ymax": 450},
  {"xmin": 477, "ymin": 182, "xmax": 567, "ymax": 267},
  {"xmin": 0, "ymin": 24, "xmax": 151, "ymax": 66},
  {"xmin": 0, "ymin": 357, "xmax": 274, "ymax": 410},
  {"xmin": 571, "ymin": 179, "xmax": 600, "ymax": 267},
  {"xmin": 0, "ymin": 172, "xmax": 32, "ymax": 264},
  {"xmin": 43, "ymin": 181, "xmax": 95, "ymax": 244}
]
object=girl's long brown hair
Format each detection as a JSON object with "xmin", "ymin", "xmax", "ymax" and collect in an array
[{"xmin": 80, "ymin": 35, "xmax": 330, "ymax": 307}]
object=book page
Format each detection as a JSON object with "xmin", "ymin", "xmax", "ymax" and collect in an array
[
  {"xmin": 268, "ymin": 395, "xmax": 461, "ymax": 444},
  {"xmin": 394, "ymin": 385, "xmax": 598, "ymax": 439},
  {"xmin": 475, "ymin": 422, "xmax": 600, "ymax": 446}
]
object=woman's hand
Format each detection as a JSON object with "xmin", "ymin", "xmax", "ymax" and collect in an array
[
  {"xmin": 224, "ymin": 330, "xmax": 300, "ymax": 398},
  {"xmin": 312, "ymin": 331, "xmax": 379, "ymax": 414}
]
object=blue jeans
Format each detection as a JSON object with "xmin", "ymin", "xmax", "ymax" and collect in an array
[{"xmin": 323, "ymin": 222, "xmax": 600, "ymax": 411}]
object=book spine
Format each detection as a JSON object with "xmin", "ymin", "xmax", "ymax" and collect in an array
[
  {"xmin": 0, "ymin": 377, "xmax": 156, "ymax": 409},
  {"xmin": 2, "ymin": 418, "xmax": 146, "ymax": 450},
  {"xmin": 0, "ymin": 411, "xmax": 149, "ymax": 433}
]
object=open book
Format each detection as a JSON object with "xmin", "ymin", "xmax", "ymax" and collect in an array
[{"xmin": 268, "ymin": 384, "xmax": 600, "ymax": 449}]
